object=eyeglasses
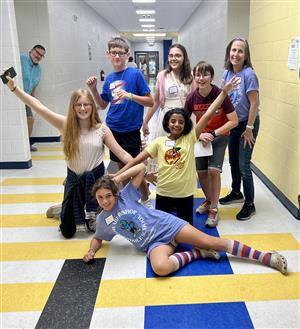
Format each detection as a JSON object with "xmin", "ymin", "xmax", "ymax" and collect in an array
[
  {"xmin": 109, "ymin": 51, "xmax": 128, "ymax": 57},
  {"xmin": 195, "ymin": 73, "xmax": 211, "ymax": 79},
  {"xmin": 168, "ymin": 54, "xmax": 183, "ymax": 59},
  {"xmin": 74, "ymin": 103, "xmax": 92, "ymax": 109},
  {"xmin": 34, "ymin": 48, "xmax": 45, "ymax": 58}
]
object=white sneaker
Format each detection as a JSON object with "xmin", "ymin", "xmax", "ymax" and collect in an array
[{"xmin": 46, "ymin": 203, "xmax": 62, "ymax": 219}]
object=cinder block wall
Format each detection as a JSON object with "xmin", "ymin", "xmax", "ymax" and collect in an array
[{"xmin": 249, "ymin": 0, "xmax": 300, "ymax": 210}]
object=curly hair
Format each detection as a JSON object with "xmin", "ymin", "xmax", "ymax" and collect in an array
[{"xmin": 162, "ymin": 108, "xmax": 193, "ymax": 136}]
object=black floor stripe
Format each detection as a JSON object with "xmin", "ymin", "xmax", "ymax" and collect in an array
[{"xmin": 35, "ymin": 258, "xmax": 106, "ymax": 329}]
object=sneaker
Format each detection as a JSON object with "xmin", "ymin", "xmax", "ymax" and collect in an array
[
  {"xmin": 76, "ymin": 224, "xmax": 87, "ymax": 232},
  {"xmin": 236, "ymin": 203, "xmax": 256, "ymax": 220},
  {"xmin": 46, "ymin": 203, "xmax": 62, "ymax": 219},
  {"xmin": 195, "ymin": 248, "xmax": 221, "ymax": 260},
  {"xmin": 141, "ymin": 198, "xmax": 154, "ymax": 209},
  {"xmin": 270, "ymin": 251, "xmax": 288, "ymax": 274},
  {"xmin": 86, "ymin": 211, "xmax": 96, "ymax": 233},
  {"xmin": 195, "ymin": 199, "xmax": 211, "ymax": 214},
  {"xmin": 30, "ymin": 145, "xmax": 38, "ymax": 152},
  {"xmin": 219, "ymin": 191, "xmax": 244, "ymax": 205},
  {"xmin": 205, "ymin": 208, "xmax": 219, "ymax": 228}
]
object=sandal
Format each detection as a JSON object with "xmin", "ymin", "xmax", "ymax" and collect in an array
[{"xmin": 270, "ymin": 251, "xmax": 288, "ymax": 274}]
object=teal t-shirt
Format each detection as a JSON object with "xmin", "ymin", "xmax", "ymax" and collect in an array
[{"xmin": 20, "ymin": 53, "xmax": 41, "ymax": 94}]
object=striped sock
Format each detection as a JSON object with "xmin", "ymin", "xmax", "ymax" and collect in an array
[
  {"xmin": 169, "ymin": 249, "xmax": 207, "ymax": 271},
  {"xmin": 227, "ymin": 240, "xmax": 272, "ymax": 266}
]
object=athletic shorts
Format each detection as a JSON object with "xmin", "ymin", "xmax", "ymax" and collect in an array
[
  {"xmin": 196, "ymin": 135, "xmax": 229, "ymax": 172},
  {"xmin": 25, "ymin": 105, "xmax": 33, "ymax": 117},
  {"xmin": 110, "ymin": 129, "xmax": 141, "ymax": 162}
]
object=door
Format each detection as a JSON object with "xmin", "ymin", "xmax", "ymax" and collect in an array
[{"xmin": 135, "ymin": 51, "xmax": 159, "ymax": 81}]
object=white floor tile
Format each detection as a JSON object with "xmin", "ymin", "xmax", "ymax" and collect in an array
[{"xmin": 2, "ymin": 311, "xmax": 41, "ymax": 329}]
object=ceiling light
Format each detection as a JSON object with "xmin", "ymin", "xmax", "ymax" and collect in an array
[
  {"xmin": 139, "ymin": 18, "xmax": 155, "ymax": 22},
  {"xmin": 133, "ymin": 33, "xmax": 166, "ymax": 37},
  {"xmin": 132, "ymin": 0, "xmax": 156, "ymax": 3},
  {"xmin": 143, "ymin": 28, "xmax": 155, "ymax": 32},
  {"xmin": 136, "ymin": 10, "xmax": 156, "ymax": 15},
  {"xmin": 141, "ymin": 24, "xmax": 155, "ymax": 28}
]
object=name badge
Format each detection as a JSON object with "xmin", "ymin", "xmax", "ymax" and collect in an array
[
  {"xmin": 165, "ymin": 140, "xmax": 176, "ymax": 147},
  {"xmin": 105, "ymin": 215, "xmax": 114, "ymax": 225}
]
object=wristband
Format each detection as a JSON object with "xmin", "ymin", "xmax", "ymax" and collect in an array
[
  {"xmin": 246, "ymin": 125, "xmax": 254, "ymax": 130},
  {"xmin": 11, "ymin": 86, "xmax": 17, "ymax": 92},
  {"xmin": 128, "ymin": 92, "xmax": 133, "ymax": 100}
]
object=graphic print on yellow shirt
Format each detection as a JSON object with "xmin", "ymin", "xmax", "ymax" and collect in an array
[{"xmin": 164, "ymin": 146, "xmax": 185, "ymax": 169}]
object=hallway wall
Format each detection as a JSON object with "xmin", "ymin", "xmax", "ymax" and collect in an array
[
  {"xmin": 14, "ymin": 0, "xmax": 118, "ymax": 140},
  {"xmin": 249, "ymin": 1, "xmax": 300, "ymax": 211}
]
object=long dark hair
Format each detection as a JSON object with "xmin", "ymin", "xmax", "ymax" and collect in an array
[
  {"xmin": 162, "ymin": 108, "xmax": 193, "ymax": 136},
  {"xmin": 165, "ymin": 44, "xmax": 193, "ymax": 85},
  {"xmin": 224, "ymin": 38, "xmax": 253, "ymax": 71}
]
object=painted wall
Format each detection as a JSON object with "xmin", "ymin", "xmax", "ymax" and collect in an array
[
  {"xmin": 0, "ymin": 0, "xmax": 31, "ymax": 164},
  {"xmin": 249, "ymin": 1, "xmax": 300, "ymax": 208}
]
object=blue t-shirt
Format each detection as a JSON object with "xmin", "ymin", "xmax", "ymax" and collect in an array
[
  {"xmin": 94, "ymin": 182, "xmax": 187, "ymax": 256},
  {"xmin": 20, "ymin": 53, "xmax": 41, "ymax": 94},
  {"xmin": 223, "ymin": 67, "xmax": 259, "ymax": 122},
  {"xmin": 101, "ymin": 67, "xmax": 151, "ymax": 132}
]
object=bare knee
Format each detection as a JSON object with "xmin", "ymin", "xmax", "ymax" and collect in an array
[{"xmin": 151, "ymin": 260, "xmax": 172, "ymax": 276}]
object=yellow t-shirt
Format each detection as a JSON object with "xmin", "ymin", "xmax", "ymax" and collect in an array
[{"xmin": 146, "ymin": 129, "xmax": 197, "ymax": 198}]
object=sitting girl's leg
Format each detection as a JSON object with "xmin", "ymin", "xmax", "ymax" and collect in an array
[
  {"xmin": 149, "ymin": 244, "xmax": 220, "ymax": 276},
  {"xmin": 175, "ymin": 224, "xmax": 287, "ymax": 274}
]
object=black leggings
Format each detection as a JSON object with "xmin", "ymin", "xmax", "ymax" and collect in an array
[{"xmin": 155, "ymin": 194, "xmax": 194, "ymax": 225}]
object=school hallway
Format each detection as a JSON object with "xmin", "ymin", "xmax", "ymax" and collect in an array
[{"xmin": 1, "ymin": 143, "xmax": 299, "ymax": 329}]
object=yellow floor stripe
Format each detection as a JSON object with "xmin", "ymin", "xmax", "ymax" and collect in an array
[
  {"xmin": 1, "ymin": 177, "xmax": 65, "ymax": 186},
  {"xmin": 0, "ymin": 214, "xmax": 58, "ymax": 227},
  {"xmin": 36, "ymin": 146, "xmax": 63, "ymax": 152},
  {"xmin": 2, "ymin": 282, "xmax": 54, "ymax": 312},
  {"xmin": 96, "ymin": 272, "xmax": 299, "ymax": 308},
  {"xmin": 1, "ymin": 193, "xmax": 63, "ymax": 204},
  {"xmin": 31, "ymin": 155, "xmax": 65, "ymax": 160},
  {"xmin": 218, "ymin": 207, "xmax": 239, "ymax": 220},
  {"xmin": 1, "ymin": 241, "xmax": 109, "ymax": 261},
  {"xmin": 194, "ymin": 187, "xmax": 229, "ymax": 198},
  {"xmin": 221, "ymin": 233, "xmax": 300, "ymax": 251}
]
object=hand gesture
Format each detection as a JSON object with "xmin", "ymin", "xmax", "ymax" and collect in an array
[
  {"xmin": 86, "ymin": 76, "xmax": 97, "ymax": 89},
  {"xmin": 223, "ymin": 76, "xmax": 241, "ymax": 94}
]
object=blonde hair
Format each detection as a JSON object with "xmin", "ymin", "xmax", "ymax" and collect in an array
[{"xmin": 63, "ymin": 90, "xmax": 101, "ymax": 160}]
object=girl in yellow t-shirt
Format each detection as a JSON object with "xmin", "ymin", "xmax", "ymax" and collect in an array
[{"xmin": 115, "ymin": 77, "xmax": 240, "ymax": 225}]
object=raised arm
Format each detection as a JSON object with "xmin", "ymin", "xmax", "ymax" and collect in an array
[
  {"xmin": 195, "ymin": 76, "xmax": 240, "ymax": 139},
  {"xmin": 86, "ymin": 76, "xmax": 108, "ymax": 109},
  {"xmin": 114, "ymin": 150, "xmax": 149, "ymax": 177},
  {"xmin": 114, "ymin": 163, "xmax": 146, "ymax": 189},
  {"xmin": 5, "ymin": 74, "xmax": 66, "ymax": 131},
  {"xmin": 142, "ymin": 90, "xmax": 160, "ymax": 136},
  {"xmin": 116, "ymin": 90, "xmax": 154, "ymax": 107}
]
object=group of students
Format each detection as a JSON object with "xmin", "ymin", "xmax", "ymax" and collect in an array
[{"xmin": 3, "ymin": 36, "xmax": 287, "ymax": 276}]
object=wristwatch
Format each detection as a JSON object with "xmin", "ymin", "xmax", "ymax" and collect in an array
[
  {"xmin": 246, "ymin": 125, "xmax": 254, "ymax": 130},
  {"xmin": 211, "ymin": 130, "xmax": 216, "ymax": 138}
]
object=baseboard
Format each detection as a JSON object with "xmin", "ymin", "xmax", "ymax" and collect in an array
[
  {"xmin": 251, "ymin": 163, "xmax": 300, "ymax": 220},
  {"xmin": 0, "ymin": 159, "xmax": 32, "ymax": 169},
  {"xmin": 30, "ymin": 136, "xmax": 61, "ymax": 143}
]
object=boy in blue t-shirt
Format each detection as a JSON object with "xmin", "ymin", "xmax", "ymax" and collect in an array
[{"xmin": 87, "ymin": 37, "xmax": 153, "ymax": 203}]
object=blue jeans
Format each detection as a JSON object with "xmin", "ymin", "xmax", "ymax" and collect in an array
[{"xmin": 228, "ymin": 116, "xmax": 260, "ymax": 204}]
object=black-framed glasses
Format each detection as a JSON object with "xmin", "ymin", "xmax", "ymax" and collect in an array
[
  {"xmin": 109, "ymin": 51, "xmax": 128, "ymax": 57},
  {"xmin": 34, "ymin": 48, "xmax": 45, "ymax": 58}
]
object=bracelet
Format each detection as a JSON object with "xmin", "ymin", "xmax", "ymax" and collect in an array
[
  {"xmin": 128, "ymin": 92, "xmax": 133, "ymax": 100},
  {"xmin": 11, "ymin": 86, "xmax": 17, "ymax": 92},
  {"xmin": 246, "ymin": 125, "xmax": 254, "ymax": 130},
  {"xmin": 211, "ymin": 130, "xmax": 216, "ymax": 138}
]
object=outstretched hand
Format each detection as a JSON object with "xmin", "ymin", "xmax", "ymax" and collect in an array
[
  {"xmin": 1, "ymin": 69, "xmax": 15, "ymax": 91},
  {"xmin": 223, "ymin": 76, "xmax": 241, "ymax": 94}
]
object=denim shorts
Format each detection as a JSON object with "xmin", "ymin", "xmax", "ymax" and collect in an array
[{"xmin": 196, "ymin": 135, "xmax": 229, "ymax": 172}]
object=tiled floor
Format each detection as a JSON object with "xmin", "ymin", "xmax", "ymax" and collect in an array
[{"xmin": 1, "ymin": 142, "xmax": 299, "ymax": 329}]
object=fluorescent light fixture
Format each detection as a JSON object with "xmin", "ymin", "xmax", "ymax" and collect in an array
[
  {"xmin": 141, "ymin": 24, "xmax": 155, "ymax": 27},
  {"xmin": 139, "ymin": 18, "xmax": 155, "ymax": 22},
  {"xmin": 133, "ymin": 33, "xmax": 166, "ymax": 37},
  {"xmin": 143, "ymin": 29, "xmax": 155, "ymax": 32},
  {"xmin": 132, "ymin": 0, "xmax": 156, "ymax": 3},
  {"xmin": 136, "ymin": 10, "xmax": 156, "ymax": 14}
]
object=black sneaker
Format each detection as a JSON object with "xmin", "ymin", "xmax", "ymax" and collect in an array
[
  {"xmin": 236, "ymin": 203, "xmax": 256, "ymax": 220},
  {"xmin": 219, "ymin": 191, "xmax": 244, "ymax": 205}
]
